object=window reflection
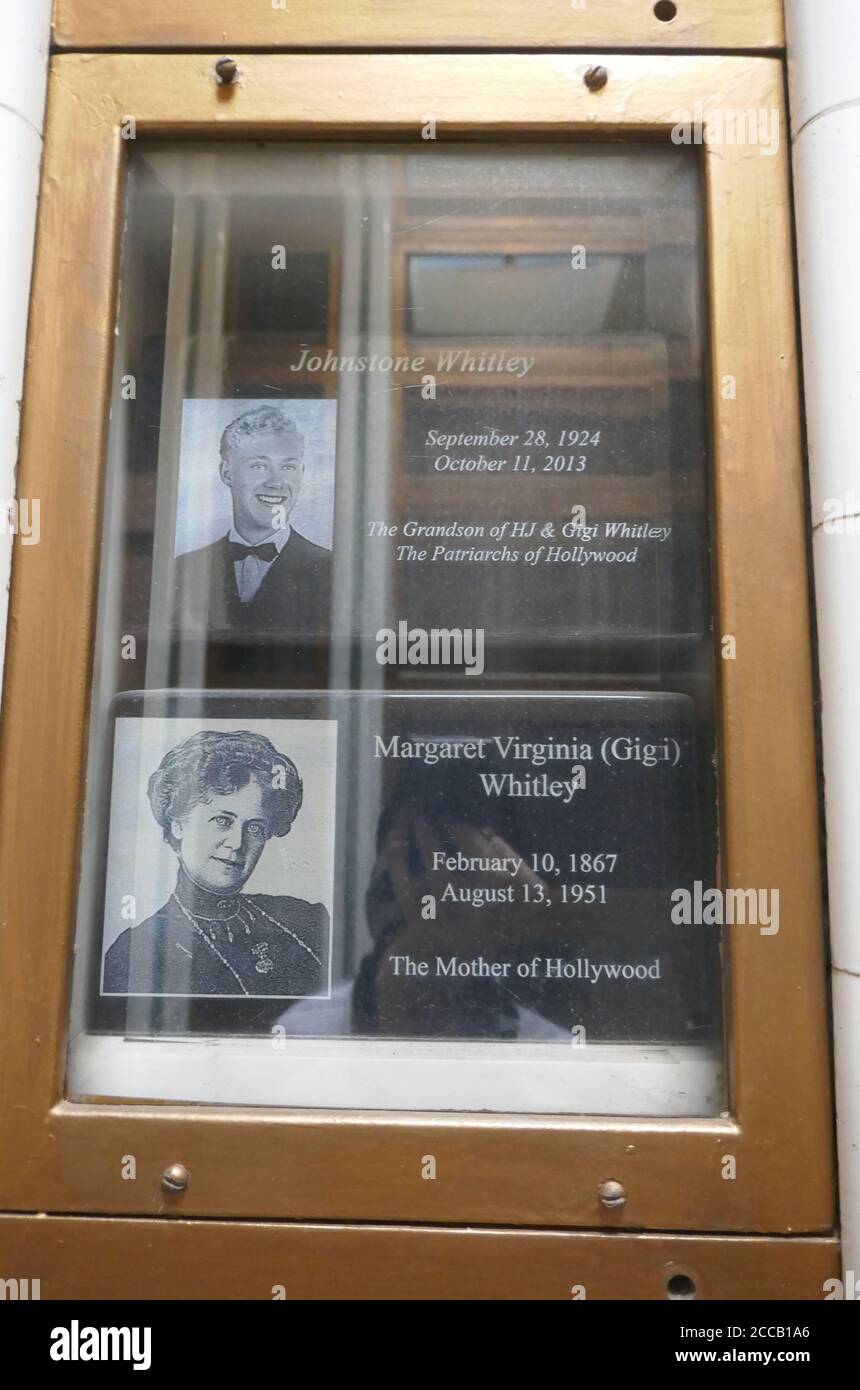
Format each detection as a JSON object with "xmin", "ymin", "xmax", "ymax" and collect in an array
[{"xmin": 67, "ymin": 142, "xmax": 722, "ymax": 1116}]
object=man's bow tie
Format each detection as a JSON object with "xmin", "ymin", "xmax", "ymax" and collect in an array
[{"xmin": 227, "ymin": 541, "xmax": 279, "ymax": 563}]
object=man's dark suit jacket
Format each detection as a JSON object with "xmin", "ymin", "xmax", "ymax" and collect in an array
[{"xmin": 172, "ymin": 529, "xmax": 331, "ymax": 643}]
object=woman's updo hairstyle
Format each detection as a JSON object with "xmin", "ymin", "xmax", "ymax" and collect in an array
[{"xmin": 148, "ymin": 729, "xmax": 303, "ymax": 850}]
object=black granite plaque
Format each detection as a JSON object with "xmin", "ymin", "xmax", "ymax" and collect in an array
[
  {"xmin": 346, "ymin": 691, "xmax": 719, "ymax": 1044},
  {"xmin": 87, "ymin": 690, "xmax": 719, "ymax": 1047}
]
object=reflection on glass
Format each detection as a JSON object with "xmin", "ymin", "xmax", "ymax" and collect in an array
[{"xmin": 67, "ymin": 143, "xmax": 721, "ymax": 1117}]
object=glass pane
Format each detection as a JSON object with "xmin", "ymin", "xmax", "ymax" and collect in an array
[{"xmin": 67, "ymin": 141, "xmax": 722, "ymax": 1116}]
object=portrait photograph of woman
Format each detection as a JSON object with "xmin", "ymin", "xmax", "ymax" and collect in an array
[{"xmin": 99, "ymin": 718, "xmax": 337, "ymax": 999}]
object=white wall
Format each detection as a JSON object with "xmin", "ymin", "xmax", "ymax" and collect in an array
[
  {"xmin": 0, "ymin": 2, "xmax": 52, "ymax": 700},
  {"xmin": 786, "ymin": 0, "xmax": 860, "ymax": 1287}
]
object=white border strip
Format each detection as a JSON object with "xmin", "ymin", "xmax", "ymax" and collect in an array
[{"xmin": 68, "ymin": 1032, "xmax": 721, "ymax": 1116}]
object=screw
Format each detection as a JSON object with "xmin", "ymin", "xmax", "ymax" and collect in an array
[
  {"xmin": 161, "ymin": 1163, "xmax": 190, "ymax": 1194},
  {"xmin": 598, "ymin": 1178, "xmax": 627, "ymax": 1210},
  {"xmin": 584, "ymin": 65, "xmax": 609, "ymax": 92},
  {"xmin": 215, "ymin": 56, "xmax": 238, "ymax": 85}
]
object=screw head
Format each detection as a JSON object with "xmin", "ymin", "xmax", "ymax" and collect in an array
[
  {"xmin": 161, "ymin": 1163, "xmax": 190, "ymax": 1194},
  {"xmin": 598, "ymin": 1178, "xmax": 627, "ymax": 1210},
  {"xmin": 584, "ymin": 65, "xmax": 609, "ymax": 92},
  {"xmin": 215, "ymin": 56, "xmax": 238, "ymax": 85}
]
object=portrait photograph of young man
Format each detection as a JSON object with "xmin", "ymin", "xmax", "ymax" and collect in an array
[
  {"xmin": 100, "ymin": 718, "xmax": 337, "ymax": 999},
  {"xmin": 170, "ymin": 399, "xmax": 336, "ymax": 644}
]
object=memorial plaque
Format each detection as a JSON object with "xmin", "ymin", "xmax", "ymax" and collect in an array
[
  {"xmin": 349, "ymin": 693, "xmax": 717, "ymax": 1045},
  {"xmin": 82, "ymin": 688, "xmax": 719, "ymax": 1052},
  {"xmin": 96, "ymin": 142, "xmax": 709, "ymax": 691},
  {"xmin": 67, "ymin": 138, "xmax": 722, "ymax": 1115}
]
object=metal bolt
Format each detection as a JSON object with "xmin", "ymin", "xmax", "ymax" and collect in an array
[
  {"xmin": 161, "ymin": 1163, "xmax": 190, "ymax": 1194},
  {"xmin": 584, "ymin": 65, "xmax": 609, "ymax": 92},
  {"xmin": 215, "ymin": 56, "xmax": 238, "ymax": 85},
  {"xmin": 598, "ymin": 1178, "xmax": 627, "ymax": 1210}
]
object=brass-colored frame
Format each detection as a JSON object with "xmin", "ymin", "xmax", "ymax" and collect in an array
[
  {"xmin": 51, "ymin": 0, "xmax": 784, "ymax": 53},
  {"xmin": 0, "ymin": 1215, "xmax": 840, "ymax": 1301},
  {"xmin": 0, "ymin": 52, "xmax": 832, "ymax": 1234}
]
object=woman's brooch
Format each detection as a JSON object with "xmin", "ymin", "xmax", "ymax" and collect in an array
[{"xmin": 251, "ymin": 941, "xmax": 274, "ymax": 975}]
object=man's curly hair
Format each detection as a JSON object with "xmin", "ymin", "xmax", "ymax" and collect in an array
[
  {"xmin": 148, "ymin": 729, "xmax": 303, "ymax": 851},
  {"xmin": 219, "ymin": 405, "xmax": 305, "ymax": 464}
]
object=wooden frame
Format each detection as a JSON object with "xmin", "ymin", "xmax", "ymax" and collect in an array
[
  {"xmin": 0, "ymin": 52, "xmax": 832, "ymax": 1234},
  {"xmin": 51, "ymin": 0, "xmax": 785, "ymax": 54}
]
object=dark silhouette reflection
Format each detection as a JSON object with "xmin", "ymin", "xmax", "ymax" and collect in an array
[
  {"xmin": 277, "ymin": 707, "xmax": 720, "ymax": 1044},
  {"xmin": 351, "ymin": 801, "xmax": 567, "ymax": 1039}
]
